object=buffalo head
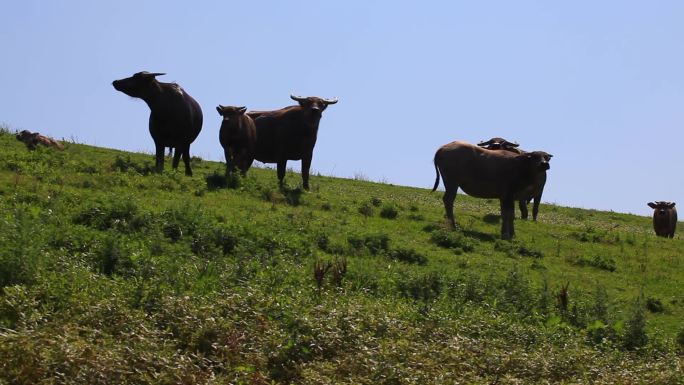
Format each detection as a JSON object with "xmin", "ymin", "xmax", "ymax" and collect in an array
[
  {"xmin": 216, "ymin": 105, "xmax": 247, "ymax": 120},
  {"xmin": 648, "ymin": 201, "xmax": 676, "ymax": 215},
  {"xmin": 521, "ymin": 151, "xmax": 552, "ymax": 172},
  {"xmin": 290, "ymin": 95, "xmax": 338, "ymax": 117},
  {"xmin": 112, "ymin": 71, "xmax": 166, "ymax": 98}
]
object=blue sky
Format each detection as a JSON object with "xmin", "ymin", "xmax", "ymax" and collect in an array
[{"xmin": 2, "ymin": 1, "xmax": 683, "ymax": 216}]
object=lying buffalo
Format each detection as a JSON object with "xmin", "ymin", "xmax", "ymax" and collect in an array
[
  {"xmin": 216, "ymin": 105, "xmax": 256, "ymax": 175},
  {"xmin": 432, "ymin": 141, "xmax": 551, "ymax": 240},
  {"xmin": 247, "ymin": 95, "xmax": 337, "ymax": 190},
  {"xmin": 15, "ymin": 130, "xmax": 64, "ymax": 151},
  {"xmin": 647, "ymin": 201, "xmax": 677, "ymax": 238},
  {"xmin": 112, "ymin": 71, "xmax": 203, "ymax": 176},
  {"xmin": 478, "ymin": 137, "xmax": 552, "ymax": 221}
]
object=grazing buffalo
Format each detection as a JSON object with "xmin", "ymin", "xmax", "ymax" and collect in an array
[
  {"xmin": 247, "ymin": 95, "xmax": 338, "ymax": 190},
  {"xmin": 478, "ymin": 137, "xmax": 552, "ymax": 221},
  {"xmin": 16, "ymin": 130, "xmax": 64, "ymax": 150},
  {"xmin": 112, "ymin": 71, "xmax": 203, "ymax": 176},
  {"xmin": 432, "ymin": 141, "xmax": 551, "ymax": 240},
  {"xmin": 647, "ymin": 201, "xmax": 677, "ymax": 238},
  {"xmin": 216, "ymin": 105, "xmax": 256, "ymax": 175}
]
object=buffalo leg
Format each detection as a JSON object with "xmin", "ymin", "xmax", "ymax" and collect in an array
[
  {"xmin": 301, "ymin": 153, "xmax": 312, "ymax": 190},
  {"xmin": 155, "ymin": 144, "xmax": 165, "ymax": 173},
  {"xmin": 277, "ymin": 160, "xmax": 287, "ymax": 187},
  {"xmin": 500, "ymin": 198, "xmax": 515, "ymax": 240},
  {"xmin": 532, "ymin": 195, "xmax": 542, "ymax": 221},
  {"xmin": 442, "ymin": 189, "xmax": 457, "ymax": 228},
  {"xmin": 519, "ymin": 200, "xmax": 529, "ymax": 220},
  {"xmin": 224, "ymin": 148, "xmax": 235, "ymax": 175},
  {"xmin": 172, "ymin": 148, "xmax": 182, "ymax": 170},
  {"xmin": 181, "ymin": 146, "xmax": 192, "ymax": 176}
]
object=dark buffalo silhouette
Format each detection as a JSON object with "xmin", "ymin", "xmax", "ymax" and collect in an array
[
  {"xmin": 432, "ymin": 141, "xmax": 551, "ymax": 240},
  {"xmin": 216, "ymin": 105, "xmax": 256, "ymax": 175},
  {"xmin": 112, "ymin": 71, "xmax": 203, "ymax": 176},
  {"xmin": 247, "ymin": 95, "xmax": 337, "ymax": 190},
  {"xmin": 16, "ymin": 130, "xmax": 64, "ymax": 150},
  {"xmin": 478, "ymin": 137, "xmax": 552, "ymax": 221},
  {"xmin": 647, "ymin": 201, "xmax": 677, "ymax": 238}
]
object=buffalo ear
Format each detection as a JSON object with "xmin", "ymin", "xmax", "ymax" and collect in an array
[
  {"xmin": 216, "ymin": 106, "xmax": 227, "ymax": 116},
  {"xmin": 237, "ymin": 106, "xmax": 247, "ymax": 114},
  {"xmin": 669, "ymin": 202, "xmax": 676, "ymax": 208},
  {"xmin": 648, "ymin": 202, "xmax": 657, "ymax": 209}
]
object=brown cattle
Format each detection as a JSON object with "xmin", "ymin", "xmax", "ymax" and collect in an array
[
  {"xmin": 432, "ymin": 141, "xmax": 551, "ymax": 240},
  {"xmin": 247, "ymin": 95, "xmax": 337, "ymax": 190},
  {"xmin": 478, "ymin": 137, "xmax": 552, "ymax": 221},
  {"xmin": 216, "ymin": 105, "xmax": 256, "ymax": 175},
  {"xmin": 15, "ymin": 130, "xmax": 64, "ymax": 150},
  {"xmin": 112, "ymin": 71, "xmax": 203, "ymax": 176},
  {"xmin": 647, "ymin": 201, "xmax": 677, "ymax": 238}
]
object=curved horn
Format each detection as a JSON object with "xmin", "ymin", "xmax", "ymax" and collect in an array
[
  {"xmin": 290, "ymin": 94, "xmax": 307, "ymax": 102},
  {"xmin": 322, "ymin": 97, "xmax": 338, "ymax": 104},
  {"xmin": 477, "ymin": 138, "xmax": 494, "ymax": 147},
  {"xmin": 502, "ymin": 140, "xmax": 520, "ymax": 148}
]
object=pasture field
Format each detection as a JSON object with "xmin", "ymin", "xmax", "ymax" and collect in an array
[{"xmin": 0, "ymin": 127, "xmax": 683, "ymax": 384}]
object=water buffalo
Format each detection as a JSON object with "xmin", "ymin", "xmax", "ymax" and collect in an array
[
  {"xmin": 647, "ymin": 201, "xmax": 677, "ymax": 238},
  {"xmin": 16, "ymin": 130, "xmax": 64, "ymax": 150},
  {"xmin": 112, "ymin": 71, "xmax": 203, "ymax": 176},
  {"xmin": 216, "ymin": 105, "xmax": 256, "ymax": 175},
  {"xmin": 432, "ymin": 141, "xmax": 551, "ymax": 240},
  {"xmin": 247, "ymin": 95, "xmax": 337, "ymax": 190},
  {"xmin": 478, "ymin": 137, "xmax": 552, "ymax": 221}
]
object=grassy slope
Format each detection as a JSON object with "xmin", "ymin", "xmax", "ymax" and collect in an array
[{"xmin": 0, "ymin": 129, "xmax": 682, "ymax": 384}]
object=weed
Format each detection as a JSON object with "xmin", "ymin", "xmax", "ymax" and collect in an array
[
  {"xmin": 645, "ymin": 297, "xmax": 665, "ymax": 313},
  {"xmin": 566, "ymin": 254, "xmax": 616, "ymax": 272},
  {"xmin": 371, "ymin": 197, "xmax": 382, "ymax": 207},
  {"xmin": 430, "ymin": 229, "xmax": 474, "ymax": 253},
  {"xmin": 358, "ymin": 202, "xmax": 373, "ymax": 217},
  {"xmin": 623, "ymin": 295, "xmax": 649, "ymax": 350}
]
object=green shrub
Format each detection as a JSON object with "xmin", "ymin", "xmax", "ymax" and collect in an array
[
  {"xmin": 645, "ymin": 297, "xmax": 665, "ymax": 313},
  {"xmin": 205, "ymin": 171, "xmax": 241, "ymax": 190},
  {"xmin": 388, "ymin": 247, "xmax": 427, "ymax": 265},
  {"xmin": 566, "ymin": 254, "xmax": 616, "ymax": 272},
  {"xmin": 112, "ymin": 155, "xmax": 154, "ymax": 175},
  {"xmin": 358, "ymin": 203, "xmax": 373, "ymax": 217},
  {"xmin": 0, "ymin": 209, "xmax": 44, "ymax": 287},
  {"xmin": 430, "ymin": 229, "xmax": 474, "ymax": 253},
  {"xmin": 370, "ymin": 197, "xmax": 382, "ymax": 207},
  {"xmin": 379, "ymin": 203, "xmax": 398, "ymax": 219},
  {"xmin": 397, "ymin": 271, "xmax": 443, "ymax": 303},
  {"xmin": 623, "ymin": 296, "xmax": 648, "ymax": 350}
]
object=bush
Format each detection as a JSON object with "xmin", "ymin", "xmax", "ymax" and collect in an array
[
  {"xmin": 93, "ymin": 235, "xmax": 134, "ymax": 277},
  {"xmin": 397, "ymin": 271, "xmax": 443, "ymax": 303},
  {"xmin": 645, "ymin": 297, "xmax": 665, "ymax": 313},
  {"xmin": 0, "ymin": 209, "xmax": 43, "ymax": 287},
  {"xmin": 430, "ymin": 229, "xmax": 474, "ymax": 253},
  {"xmin": 112, "ymin": 155, "xmax": 154, "ymax": 175},
  {"xmin": 205, "ymin": 171, "xmax": 241, "ymax": 190},
  {"xmin": 566, "ymin": 254, "xmax": 616, "ymax": 272},
  {"xmin": 358, "ymin": 203, "xmax": 373, "ymax": 217},
  {"xmin": 73, "ymin": 198, "xmax": 150, "ymax": 233},
  {"xmin": 388, "ymin": 247, "xmax": 428, "ymax": 265},
  {"xmin": 379, "ymin": 204, "xmax": 398, "ymax": 219},
  {"xmin": 370, "ymin": 197, "xmax": 382, "ymax": 207}
]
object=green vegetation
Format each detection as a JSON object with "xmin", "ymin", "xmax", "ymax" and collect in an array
[{"xmin": 0, "ymin": 128, "xmax": 683, "ymax": 384}]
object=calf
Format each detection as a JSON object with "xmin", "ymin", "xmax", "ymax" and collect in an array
[
  {"xmin": 16, "ymin": 130, "xmax": 64, "ymax": 150},
  {"xmin": 647, "ymin": 201, "xmax": 677, "ymax": 238},
  {"xmin": 112, "ymin": 71, "xmax": 203, "ymax": 176},
  {"xmin": 216, "ymin": 105, "xmax": 256, "ymax": 175},
  {"xmin": 247, "ymin": 95, "xmax": 337, "ymax": 189},
  {"xmin": 432, "ymin": 141, "xmax": 551, "ymax": 240}
]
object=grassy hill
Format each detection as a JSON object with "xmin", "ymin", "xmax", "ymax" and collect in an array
[{"xmin": 0, "ymin": 126, "xmax": 683, "ymax": 384}]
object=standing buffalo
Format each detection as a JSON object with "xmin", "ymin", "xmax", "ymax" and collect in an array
[
  {"xmin": 478, "ymin": 137, "xmax": 552, "ymax": 221},
  {"xmin": 247, "ymin": 95, "xmax": 337, "ymax": 190},
  {"xmin": 216, "ymin": 105, "xmax": 256, "ymax": 175},
  {"xmin": 16, "ymin": 130, "xmax": 64, "ymax": 150},
  {"xmin": 647, "ymin": 201, "xmax": 677, "ymax": 238},
  {"xmin": 112, "ymin": 71, "xmax": 203, "ymax": 176},
  {"xmin": 432, "ymin": 141, "xmax": 551, "ymax": 240}
]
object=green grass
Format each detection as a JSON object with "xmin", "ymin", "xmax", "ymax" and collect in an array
[{"xmin": 0, "ymin": 128, "xmax": 683, "ymax": 384}]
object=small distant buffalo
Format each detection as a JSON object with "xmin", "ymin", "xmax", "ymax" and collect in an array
[
  {"xmin": 478, "ymin": 137, "xmax": 552, "ymax": 221},
  {"xmin": 16, "ymin": 130, "xmax": 64, "ymax": 150},
  {"xmin": 647, "ymin": 201, "xmax": 677, "ymax": 238},
  {"xmin": 216, "ymin": 105, "xmax": 256, "ymax": 175},
  {"xmin": 112, "ymin": 71, "xmax": 203, "ymax": 176},
  {"xmin": 247, "ymin": 95, "xmax": 338, "ymax": 190},
  {"xmin": 432, "ymin": 141, "xmax": 551, "ymax": 240}
]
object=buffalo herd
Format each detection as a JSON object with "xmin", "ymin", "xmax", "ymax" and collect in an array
[{"xmin": 107, "ymin": 71, "xmax": 675, "ymax": 240}]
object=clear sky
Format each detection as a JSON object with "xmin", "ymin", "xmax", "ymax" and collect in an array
[{"xmin": 2, "ymin": 1, "xmax": 682, "ymax": 216}]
